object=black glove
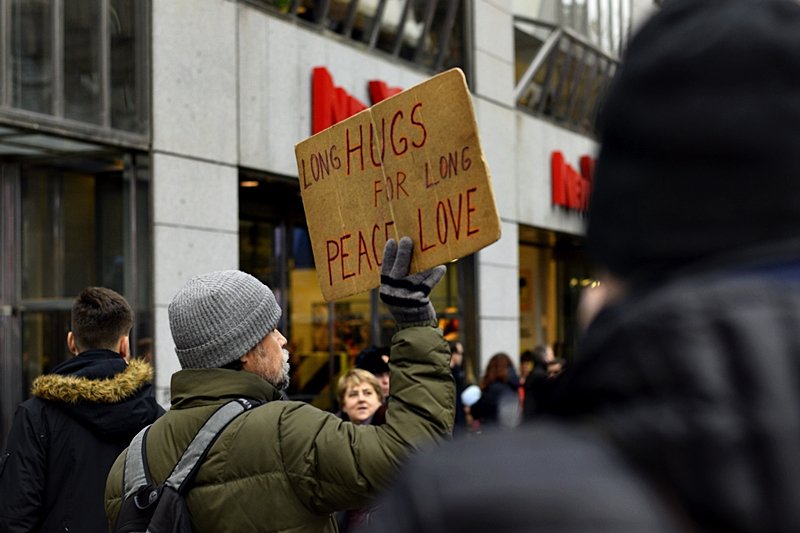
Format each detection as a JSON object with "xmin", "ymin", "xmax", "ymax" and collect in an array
[{"xmin": 380, "ymin": 237, "xmax": 446, "ymax": 326}]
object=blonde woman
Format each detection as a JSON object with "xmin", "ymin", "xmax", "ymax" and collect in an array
[
  {"xmin": 336, "ymin": 368, "xmax": 387, "ymax": 531},
  {"xmin": 337, "ymin": 368, "xmax": 386, "ymax": 426}
]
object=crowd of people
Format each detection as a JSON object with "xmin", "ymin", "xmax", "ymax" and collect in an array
[{"xmin": 3, "ymin": 0, "xmax": 800, "ymax": 530}]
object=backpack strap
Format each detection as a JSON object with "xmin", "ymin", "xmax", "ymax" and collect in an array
[
  {"xmin": 122, "ymin": 425, "xmax": 153, "ymax": 499},
  {"xmin": 121, "ymin": 398, "xmax": 260, "ymax": 500},
  {"xmin": 163, "ymin": 398, "xmax": 260, "ymax": 494}
]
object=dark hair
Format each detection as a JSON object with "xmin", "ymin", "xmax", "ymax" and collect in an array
[
  {"xmin": 480, "ymin": 352, "xmax": 514, "ymax": 390},
  {"xmin": 71, "ymin": 287, "xmax": 133, "ymax": 352},
  {"xmin": 531, "ymin": 345, "xmax": 550, "ymax": 366},
  {"xmin": 356, "ymin": 346, "xmax": 390, "ymax": 376}
]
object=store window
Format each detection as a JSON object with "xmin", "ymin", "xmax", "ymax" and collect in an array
[
  {"xmin": 19, "ymin": 154, "xmax": 151, "ymax": 388},
  {"xmin": 239, "ymin": 172, "xmax": 465, "ymax": 411},
  {"xmin": 518, "ymin": 226, "xmax": 591, "ymax": 362}
]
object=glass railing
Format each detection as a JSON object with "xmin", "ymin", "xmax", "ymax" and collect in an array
[{"xmin": 514, "ymin": 17, "xmax": 620, "ymax": 137}]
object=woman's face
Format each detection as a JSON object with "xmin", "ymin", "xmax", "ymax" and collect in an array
[{"xmin": 342, "ymin": 381, "xmax": 382, "ymax": 424}]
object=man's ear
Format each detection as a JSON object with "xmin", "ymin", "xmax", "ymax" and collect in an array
[
  {"xmin": 67, "ymin": 332, "xmax": 78, "ymax": 356},
  {"xmin": 239, "ymin": 352, "xmax": 252, "ymax": 370},
  {"xmin": 118, "ymin": 335, "xmax": 130, "ymax": 361}
]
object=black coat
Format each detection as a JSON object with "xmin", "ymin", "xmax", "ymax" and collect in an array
[
  {"xmin": 367, "ymin": 257, "xmax": 800, "ymax": 532},
  {"xmin": 469, "ymin": 381, "xmax": 518, "ymax": 426},
  {"xmin": 0, "ymin": 350, "xmax": 163, "ymax": 532}
]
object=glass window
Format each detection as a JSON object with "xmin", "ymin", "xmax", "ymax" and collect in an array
[
  {"xmin": 21, "ymin": 310, "xmax": 71, "ymax": 403},
  {"xmin": 5, "ymin": 0, "xmax": 150, "ymax": 137},
  {"xmin": 518, "ymin": 227, "xmax": 591, "ymax": 363},
  {"xmin": 64, "ymin": 0, "xmax": 102, "ymax": 124},
  {"xmin": 11, "ymin": 0, "xmax": 54, "ymax": 114},
  {"xmin": 110, "ymin": 0, "xmax": 148, "ymax": 133},
  {"xmin": 21, "ymin": 161, "xmax": 127, "ymax": 298},
  {"xmin": 10, "ymin": 150, "xmax": 151, "ymax": 402},
  {"xmin": 519, "ymin": 242, "xmax": 557, "ymax": 352}
]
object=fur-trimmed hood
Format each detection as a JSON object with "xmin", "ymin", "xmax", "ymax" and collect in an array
[
  {"xmin": 32, "ymin": 358, "xmax": 153, "ymax": 404},
  {"xmin": 31, "ymin": 350, "xmax": 164, "ymax": 441}
]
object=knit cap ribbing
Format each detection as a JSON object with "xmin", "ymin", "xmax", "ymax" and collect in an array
[{"xmin": 168, "ymin": 270, "xmax": 281, "ymax": 369}]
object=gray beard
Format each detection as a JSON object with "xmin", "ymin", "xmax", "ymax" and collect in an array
[{"xmin": 274, "ymin": 349, "xmax": 291, "ymax": 391}]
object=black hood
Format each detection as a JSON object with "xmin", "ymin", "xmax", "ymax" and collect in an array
[{"xmin": 32, "ymin": 350, "xmax": 162, "ymax": 441}]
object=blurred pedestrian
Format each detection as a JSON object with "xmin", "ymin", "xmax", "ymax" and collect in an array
[
  {"xmin": 104, "ymin": 237, "xmax": 454, "ymax": 532},
  {"xmin": 519, "ymin": 345, "xmax": 550, "ymax": 419},
  {"xmin": 0, "ymin": 287, "xmax": 163, "ymax": 532},
  {"xmin": 469, "ymin": 352, "xmax": 520, "ymax": 429},
  {"xmin": 135, "ymin": 336, "xmax": 154, "ymax": 364},
  {"xmin": 364, "ymin": 1, "xmax": 800, "ymax": 530},
  {"xmin": 335, "ymin": 368, "xmax": 386, "ymax": 531},
  {"xmin": 448, "ymin": 340, "xmax": 469, "ymax": 434},
  {"xmin": 355, "ymin": 345, "xmax": 390, "ymax": 399}
]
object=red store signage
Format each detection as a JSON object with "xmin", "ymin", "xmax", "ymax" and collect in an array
[
  {"xmin": 312, "ymin": 66, "xmax": 403, "ymax": 135},
  {"xmin": 551, "ymin": 150, "xmax": 594, "ymax": 213}
]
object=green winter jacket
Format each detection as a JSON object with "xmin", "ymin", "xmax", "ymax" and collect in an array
[{"xmin": 104, "ymin": 324, "xmax": 454, "ymax": 532}]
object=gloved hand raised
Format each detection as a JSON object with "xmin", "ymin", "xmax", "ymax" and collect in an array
[{"xmin": 379, "ymin": 237, "xmax": 446, "ymax": 326}]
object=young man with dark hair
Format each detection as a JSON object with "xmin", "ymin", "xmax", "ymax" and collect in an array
[{"xmin": 0, "ymin": 287, "xmax": 163, "ymax": 532}]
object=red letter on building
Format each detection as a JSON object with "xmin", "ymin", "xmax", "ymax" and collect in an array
[
  {"xmin": 368, "ymin": 80, "xmax": 402, "ymax": 104},
  {"xmin": 312, "ymin": 67, "xmax": 367, "ymax": 134}
]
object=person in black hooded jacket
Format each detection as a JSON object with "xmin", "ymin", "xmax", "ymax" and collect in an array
[
  {"xmin": 0, "ymin": 286, "xmax": 163, "ymax": 532},
  {"xmin": 365, "ymin": 1, "xmax": 800, "ymax": 531}
]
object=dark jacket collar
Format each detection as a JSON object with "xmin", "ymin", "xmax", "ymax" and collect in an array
[{"xmin": 50, "ymin": 349, "xmax": 126, "ymax": 379}]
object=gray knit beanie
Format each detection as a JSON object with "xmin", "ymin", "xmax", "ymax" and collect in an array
[{"xmin": 168, "ymin": 270, "xmax": 282, "ymax": 369}]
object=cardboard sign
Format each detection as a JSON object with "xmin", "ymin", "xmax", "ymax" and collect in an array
[{"xmin": 295, "ymin": 68, "xmax": 501, "ymax": 302}]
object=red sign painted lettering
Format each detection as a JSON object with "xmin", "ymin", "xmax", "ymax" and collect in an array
[
  {"xmin": 369, "ymin": 80, "xmax": 402, "ymax": 103},
  {"xmin": 312, "ymin": 67, "xmax": 404, "ymax": 135},
  {"xmin": 312, "ymin": 67, "xmax": 368, "ymax": 135},
  {"xmin": 551, "ymin": 151, "xmax": 594, "ymax": 212}
]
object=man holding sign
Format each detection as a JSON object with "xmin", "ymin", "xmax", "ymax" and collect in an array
[{"xmin": 105, "ymin": 237, "xmax": 454, "ymax": 533}]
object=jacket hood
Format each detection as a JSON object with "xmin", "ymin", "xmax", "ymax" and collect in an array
[
  {"xmin": 547, "ymin": 269, "xmax": 800, "ymax": 532},
  {"xmin": 32, "ymin": 354, "xmax": 162, "ymax": 440}
]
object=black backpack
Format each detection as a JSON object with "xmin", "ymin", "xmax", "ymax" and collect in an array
[{"xmin": 114, "ymin": 399, "xmax": 260, "ymax": 533}]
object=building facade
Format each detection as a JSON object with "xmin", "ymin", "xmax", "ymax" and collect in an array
[{"xmin": 0, "ymin": 0, "xmax": 656, "ymax": 444}]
